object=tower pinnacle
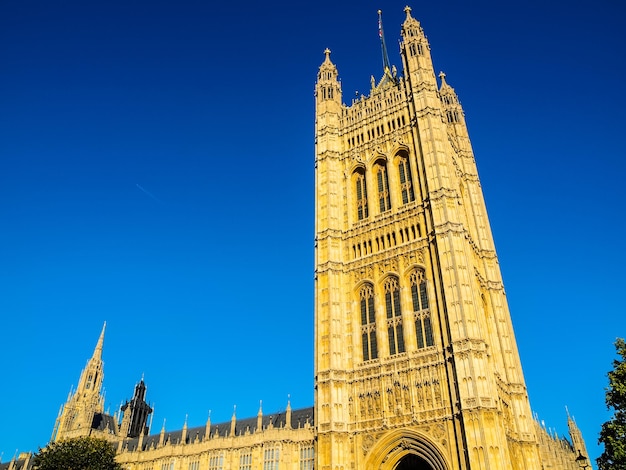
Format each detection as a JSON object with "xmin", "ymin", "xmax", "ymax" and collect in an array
[
  {"xmin": 93, "ymin": 321, "xmax": 106, "ymax": 361},
  {"xmin": 52, "ymin": 323, "xmax": 108, "ymax": 441}
]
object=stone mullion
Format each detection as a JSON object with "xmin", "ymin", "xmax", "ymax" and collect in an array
[
  {"xmin": 374, "ymin": 276, "xmax": 389, "ymax": 358},
  {"xmin": 386, "ymin": 154, "xmax": 401, "ymax": 211},
  {"xmin": 399, "ymin": 283, "xmax": 417, "ymax": 354}
]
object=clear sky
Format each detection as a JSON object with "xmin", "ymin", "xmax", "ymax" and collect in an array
[{"xmin": 1, "ymin": 0, "xmax": 624, "ymax": 465}]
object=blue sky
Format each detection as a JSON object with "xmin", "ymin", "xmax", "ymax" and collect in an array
[{"xmin": 1, "ymin": 0, "xmax": 624, "ymax": 464}]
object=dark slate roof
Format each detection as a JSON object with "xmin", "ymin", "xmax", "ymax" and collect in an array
[
  {"xmin": 0, "ymin": 456, "xmax": 33, "ymax": 470},
  {"xmin": 122, "ymin": 406, "xmax": 314, "ymax": 451},
  {"xmin": 92, "ymin": 412, "xmax": 119, "ymax": 434}
]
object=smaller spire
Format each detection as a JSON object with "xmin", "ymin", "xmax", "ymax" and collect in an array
[
  {"xmin": 439, "ymin": 71, "xmax": 454, "ymax": 94},
  {"xmin": 320, "ymin": 48, "xmax": 336, "ymax": 68},
  {"xmin": 204, "ymin": 410, "xmax": 211, "ymax": 441},
  {"xmin": 8, "ymin": 450, "xmax": 17, "ymax": 470},
  {"xmin": 257, "ymin": 400, "xmax": 263, "ymax": 432},
  {"xmin": 158, "ymin": 419, "xmax": 166, "ymax": 447},
  {"xmin": 93, "ymin": 321, "xmax": 106, "ymax": 360},
  {"xmin": 285, "ymin": 395, "xmax": 292, "ymax": 430},
  {"xmin": 148, "ymin": 407, "xmax": 154, "ymax": 434},
  {"xmin": 230, "ymin": 405, "xmax": 237, "ymax": 436},
  {"xmin": 138, "ymin": 427, "xmax": 145, "ymax": 449},
  {"xmin": 181, "ymin": 414, "xmax": 188, "ymax": 444},
  {"xmin": 439, "ymin": 71, "xmax": 447, "ymax": 86}
]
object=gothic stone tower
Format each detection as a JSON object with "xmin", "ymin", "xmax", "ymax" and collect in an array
[
  {"xmin": 52, "ymin": 323, "xmax": 108, "ymax": 441},
  {"xmin": 119, "ymin": 379, "xmax": 153, "ymax": 439},
  {"xmin": 314, "ymin": 7, "xmax": 542, "ymax": 469}
]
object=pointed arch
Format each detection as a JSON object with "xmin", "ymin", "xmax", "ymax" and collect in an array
[{"xmin": 364, "ymin": 428, "xmax": 450, "ymax": 470}]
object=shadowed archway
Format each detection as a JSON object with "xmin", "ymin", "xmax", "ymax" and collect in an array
[
  {"xmin": 394, "ymin": 453, "xmax": 434, "ymax": 470},
  {"xmin": 365, "ymin": 429, "xmax": 449, "ymax": 470}
]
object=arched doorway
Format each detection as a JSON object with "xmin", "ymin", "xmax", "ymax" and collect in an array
[
  {"xmin": 394, "ymin": 453, "xmax": 434, "ymax": 470},
  {"xmin": 364, "ymin": 429, "xmax": 448, "ymax": 470}
]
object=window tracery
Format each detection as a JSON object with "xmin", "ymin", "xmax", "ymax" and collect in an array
[
  {"xmin": 360, "ymin": 283, "xmax": 378, "ymax": 361},
  {"xmin": 398, "ymin": 154, "xmax": 415, "ymax": 204},
  {"xmin": 354, "ymin": 169, "xmax": 369, "ymax": 220},
  {"xmin": 384, "ymin": 276, "xmax": 405, "ymax": 355},
  {"xmin": 410, "ymin": 270, "xmax": 434, "ymax": 348},
  {"xmin": 375, "ymin": 162, "xmax": 391, "ymax": 213}
]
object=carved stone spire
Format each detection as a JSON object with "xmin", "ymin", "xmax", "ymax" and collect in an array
[
  {"xmin": 256, "ymin": 400, "xmax": 263, "ymax": 432},
  {"xmin": 230, "ymin": 405, "xmax": 237, "ymax": 436},
  {"xmin": 53, "ymin": 323, "xmax": 107, "ymax": 441}
]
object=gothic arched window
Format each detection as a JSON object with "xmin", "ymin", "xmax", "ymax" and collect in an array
[
  {"xmin": 354, "ymin": 169, "xmax": 369, "ymax": 221},
  {"xmin": 398, "ymin": 154, "xmax": 415, "ymax": 204},
  {"xmin": 375, "ymin": 162, "xmax": 391, "ymax": 213},
  {"xmin": 384, "ymin": 277, "xmax": 405, "ymax": 355},
  {"xmin": 360, "ymin": 283, "xmax": 378, "ymax": 361},
  {"xmin": 410, "ymin": 270, "xmax": 434, "ymax": 348}
]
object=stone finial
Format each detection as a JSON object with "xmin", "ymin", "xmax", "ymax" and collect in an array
[
  {"xmin": 204, "ymin": 410, "xmax": 211, "ymax": 441},
  {"xmin": 230, "ymin": 405, "xmax": 237, "ymax": 436},
  {"xmin": 158, "ymin": 419, "xmax": 166, "ymax": 447},
  {"xmin": 257, "ymin": 400, "xmax": 263, "ymax": 432},
  {"xmin": 285, "ymin": 395, "xmax": 292, "ymax": 430},
  {"xmin": 181, "ymin": 414, "xmax": 188, "ymax": 444}
]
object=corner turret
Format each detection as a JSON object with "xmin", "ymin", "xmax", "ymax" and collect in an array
[
  {"xmin": 120, "ymin": 378, "xmax": 153, "ymax": 438},
  {"xmin": 316, "ymin": 49, "xmax": 342, "ymax": 109},
  {"xmin": 439, "ymin": 71, "xmax": 468, "ymax": 134},
  {"xmin": 567, "ymin": 410, "xmax": 590, "ymax": 465},
  {"xmin": 400, "ymin": 6, "xmax": 437, "ymax": 89}
]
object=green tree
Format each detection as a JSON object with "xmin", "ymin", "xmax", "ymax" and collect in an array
[
  {"xmin": 598, "ymin": 338, "xmax": 626, "ymax": 470},
  {"xmin": 33, "ymin": 436, "xmax": 122, "ymax": 470}
]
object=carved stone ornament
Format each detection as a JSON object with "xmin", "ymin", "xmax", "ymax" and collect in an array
[
  {"xmin": 392, "ymin": 136, "xmax": 405, "ymax": 147},
  {"xmin": 433, "ymin": 423, "xmax": 446, "ymax": 439},
  {"xmin": 406, "ymin": 250, "xmax": 425, "ymax": 266},
  {"xmin": 400, "ymin": 438, "xmax": 412, "ymax": 450},
  {"xmin": 362, "ymin": 434, "xmax": 375, "ymax": 455},
  {"xmin": 377, "ymin": 258, "xmax": 399, "ymax": 276}
]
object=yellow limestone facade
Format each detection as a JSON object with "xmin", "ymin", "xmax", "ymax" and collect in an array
[
  {"xmin": 51, "ymin": 323, "xmax": 107, "ymax": 442},
  {"xmin": 312, "ymin": 6, "xmax": 587, "ymax": 470},
  {"xmin": 32, "ymin": 7, "xmax": 591, "ymax": 470}
]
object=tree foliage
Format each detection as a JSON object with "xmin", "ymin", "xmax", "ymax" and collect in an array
[
  {"xmin": 598, "ymin": 338, "xmax": 626, "ymax": 470},
  {"xmin": 33, "ymin": 436, "xmax": 122, "ymax": 470}
]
